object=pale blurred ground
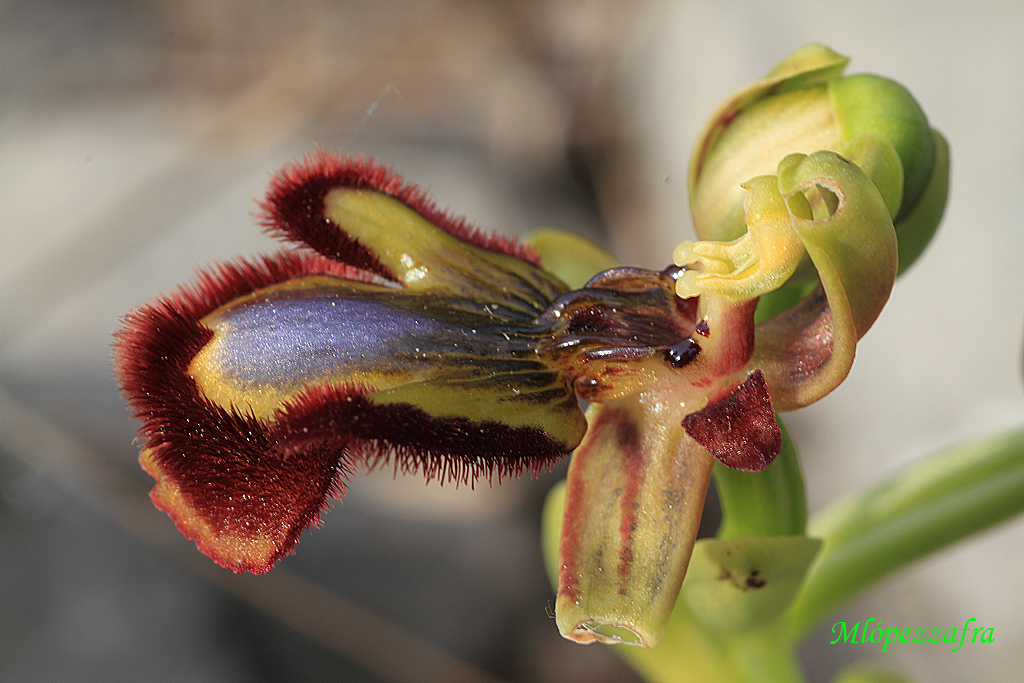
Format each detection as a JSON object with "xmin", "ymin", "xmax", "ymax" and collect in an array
[{"xmin": 1, "ymin": 1, "xmax": 1022, "ymax": 682}]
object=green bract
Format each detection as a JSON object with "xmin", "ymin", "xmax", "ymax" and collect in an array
[{"xmin": 681, "ymin": 536, "xmax": 822, "ymax": 633}]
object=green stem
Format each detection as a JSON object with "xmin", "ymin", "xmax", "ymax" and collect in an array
[
  {"xmin": 785, "ymin": 425, "xmax": 1024, "ymax": 640},
  {"xmin": 714, "ymin": 417, "xmax": 808, "ymax": 538},
  {"xmin": 619, "ymin": 604, "xmax": 805, "ymax": 683},
  {"xmin": 724, "ymin": 625, "xmax": 806, "ymax": 683}
]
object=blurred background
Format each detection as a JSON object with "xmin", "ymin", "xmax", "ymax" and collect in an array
[{"xmin": 2, "ymin": 1, "xmax": 1022, "ymax": 681}]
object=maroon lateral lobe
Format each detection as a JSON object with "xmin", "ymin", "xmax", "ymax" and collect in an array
[
  {"xmin": 116, "ymin": 298, "xmax": 348, "ymax": 573},
  {"xmin": 258, "ymin": 151, "xmax": 541, "ymax": 275},
  {"xmin": 113, "ymin": 251, "xmax": 380, "ymax": 573},
  {"xmin": 681, "ymin": 370, "xmax": 781, "ymax": 472},
  {"xmin": 273, "ymin": 383, "xmax": 570, "ymax": 484}
]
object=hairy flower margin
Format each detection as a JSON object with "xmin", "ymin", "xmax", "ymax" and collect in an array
[{"xmin": 114, "ymin": 44, "xmax": 946, "ymax": 649}]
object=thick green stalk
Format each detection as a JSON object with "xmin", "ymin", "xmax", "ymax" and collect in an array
[
  {"xmin": 785, "ymin": 426, "xmax": 1024, "ymax": 639},
  {"xmin": 723, "ymin": 625, "xmax": 806, "ymax": 683},
  {"xmin": 714, "ymin": 418, "xmax": 807, "ymax": 538},
  {"xmin": 622, "ymin": 607, "xmax": 806, "ymax": 683}
]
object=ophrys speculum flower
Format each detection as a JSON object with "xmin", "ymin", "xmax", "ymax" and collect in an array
[
  {"xmin": 115, "ymin": 153, "xmax": 765, "ymax": 575},
  {"xmin": 115, "ymin": 42, "xmax": 948, "ymax": 654}
]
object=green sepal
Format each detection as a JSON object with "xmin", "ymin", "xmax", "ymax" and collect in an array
[
  {"xmin": 687, "ymin": 43, "xmax": 947, "ymax": 275},
  {"xmin": 754, "ymin": 150, "xmax": 897, "ymax": 409},
  {"xmin": 892, "ymin": 129, "xmax": 950, "ymax": 275},
  {"xmin": 689, "ymin": 45, "xmax": 849, "ymax": 241},
  {"xmin": 552, "ymin": 398, "xmax": 713, "ymax": 647},
  {"xmin": 829, "ymin": 74, "xmax": 935, "ymax": 217},
  {"xmin": 689, "ymin": 42, "xmax": 849, "ymax": 205},
  {"xmin": 682, "ymin": 536, "xmax": 822, "ymax": 633},
  {"xmin": 525, "ymin": 228, "xmax": 620, "ymax": 289},
  {"xmin": 542, "ymin": 477, "xmax": 734, "ymax": 682},
  {"xmin": 543, "ymin": 476, "xmax": 809, "ymax": 682}
]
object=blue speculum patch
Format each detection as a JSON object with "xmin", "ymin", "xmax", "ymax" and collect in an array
[
  {"xmin": 202, "ymin": 287, "xmax": 547, "ymax": 395},
  {"xmin": 209, "ymin": 294, "xmax": 441, "ymax": 383}
]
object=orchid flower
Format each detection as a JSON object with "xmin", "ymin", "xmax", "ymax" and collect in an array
[
  {"xmin": 115, "ymin": 154, "xmax": 721, "ymax": 574},
  {"xmin": 115, "ymin": 44, "xmax": 948, "ymax": 656}
]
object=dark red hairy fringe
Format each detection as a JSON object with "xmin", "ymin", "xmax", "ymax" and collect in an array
[
  {"xmin": 257, "ymin": 150, "xmax": 541, "ymax": 276},
  {"xmin": 276, "ymin": 383, "xmax": 568, "ymax": 486},
  {"xmin": 114, "ymin": 251, "xmax": 369, "ymax": 571},
  {"xmin": 114, "ymin": 249, "xmax": 370, "ymax": 422},
  {"xmin": 115, "ymin": 247, "xmax": 565, "ymax": 571}
]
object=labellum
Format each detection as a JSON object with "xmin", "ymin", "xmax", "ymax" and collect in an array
[{"xmin": 115, "ymin": 153, "xmax": 580, "ymax": 573}]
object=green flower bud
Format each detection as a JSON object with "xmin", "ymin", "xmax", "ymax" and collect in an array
[{"xmin": 689, "ymin": 44, "xmax": 947, "ymax": 274}]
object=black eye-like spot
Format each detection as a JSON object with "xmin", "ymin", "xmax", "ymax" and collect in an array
[{"xmin": 664, "ymin": 337, "xmax": 701, "ymax": 368}]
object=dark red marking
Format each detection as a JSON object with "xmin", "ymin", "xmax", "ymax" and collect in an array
[
  {"xmin": 258, "ymin": 151, "xmax": 540, "ymax": 276},
  {"xmin": 114, "ymin": 252, "xmax": 365, "ymax": 572},
  {"xmin": 681, "ymin": 370, "xmax": 781, "ymax": 472},
  {"xmin": 564, "ymin": 304, "xmax": 614, "ymax": 336},
  {"xmin": 275, "ymin": 383, "xmax": 569, "ymax": 483},
  {"xmin": 694, "ymin": 319, "xmax": 710, "ymax": 337},
  {"xmin": 615, "ymin": 413, "xmax": 643, "ymax": 593}
]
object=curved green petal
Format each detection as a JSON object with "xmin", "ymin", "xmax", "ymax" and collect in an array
[
  {"xmin": 839, "ymin": 134, "xmax": 904, "ymax": 218},
  {"xmin": 754, "ymin": 151, "xmax": 897, "ymax": 409},
  {"xmin": 778, "ymin": 151, "xmax": 897, "ymax": 337}
]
